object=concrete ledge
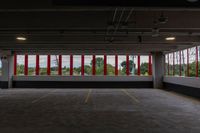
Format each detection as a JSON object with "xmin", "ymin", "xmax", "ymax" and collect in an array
[
  {"xmin": 164, "ymin": 76, "xmax": 200, "ymax": 89},
  {"xmin": 13, "ymin": 76, "xmax": 153, "ymax": 82}
]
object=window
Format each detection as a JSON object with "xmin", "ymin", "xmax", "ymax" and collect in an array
[
  {"xmin": 174, "ymin": 51, "xmax": 180, "ymax": 76},
  {"xmin": 180, "ymin": 50, "xmax": 187, "ymax": 76},
  {"xmin": 0, "ymin": 60, "xmax": 2, "ymax": 75},
  {"xmin": 51, "ymin": 55, "xmax": 59, "ymax": 75},
  {"xmin": 73, "ymin": 55, "xmax": 81, "ymax": 76},
  {"xmin": 84, "ymin": 55, "xmax": 93, "ymax": 76},
  {"xmin": 107, "ymin": 55, "xmax": 115, "ymax": 76},
  {"xmin": 129, "ymin": 55, "xmax": 138, "ymax": 75},
  {"xmin": 17, "ymin": 55, "xmax": 25, "ymax": 75},
  {"xmin": 140, "ymin": 56, "xmax": 149, "ymax": 76},
  {"xmin": 169, "ymin": 53, "xmax": 173, "ymax": 76},
  {"xmin": 62, "ymin": 55, "xmax": 70, "ymax": 75},
  {"xmin": 188, "ymin": 47, "xmax": 196, "ymax": 77},
  {"xmin": 95, "ymin": 55, "xmax": 104, "ymax": 76},
  {"xmin": 28, "ymin": 55, "xmax": 36, "ymax": 75},
  {"xmin": 165, "ymin": 54, "xmax": 169, "ymax": 75},
  {"xmin": 198, "ymin": 46, "xmax": 200, "ymax": 77},
  {"xmin": 118, "ymin": 55, "xmax": 126, "ymax": 75},
  {"xmin": 39, "ymin": 55, "xmax": 47, "ymax": 75}
]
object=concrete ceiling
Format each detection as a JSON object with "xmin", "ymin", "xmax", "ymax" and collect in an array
[{"xmin": 0, "ymin": 0, "xmax": 200, "ymax": 54}]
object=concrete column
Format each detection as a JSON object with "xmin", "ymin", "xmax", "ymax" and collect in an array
[
  {"xmin": 1, "ymin": 51, "xmax": 14, "ymax": 89},
  {"xmin": 152, "ymin": 52, "xmax": 165, "ymax": 89}
]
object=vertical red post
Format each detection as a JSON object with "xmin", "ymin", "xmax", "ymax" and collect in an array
[
  {"xmin": 47, "ymin": 55, "xmax": 51, "ymax": 75},
  {"xmin": 70, "ymin": 54, "xmax": 73, "ymax": 76},
  {"xmin": 58, "ymin": 55, "xmax": 62, "ymax": 75},
  {"xmin": 24, "ymin": 54, "xmax": 28, "ymax": 75},
  {"xmin": 126, "ymin": 54, "xmax": 130, "ymax": 76},
  {"xmin": 173, "ymin": 52, "xmax": 175, "ymax": 76},
  {"xmin": 179, "ymin": 51, "xmax": 182, "ymax": 76},
  {"xmin": 148, "ymin": 54, "xmax": 152, "ymax": 76},
  {"xmin": 36, "ymin": 55, "xmax": 39, "ymax": 75},
  {"xmin": 138, "ymin": 55, "xmax": 141, "ymax": 76},
  {"xmin": 14, "ymin": 53, "xmax": 17, "ymax": 75},
  {"xmin": 104, "ymin": 54, "xmax": 107, "ymax": 75},
  {"xmin": 196, "ymin": 46, "xmax": 198, "ymax": 77},
  {"xmin": 187, "ymin": 49, "xmax": 189, "ymax": 77},
  {"xmin": 81, "ymin": 54, "xmax": 84, "ymax": 76},
  {"xmin": 115, "ymin": 54, "xmax": 118, "ymax": 76},
  {"xmin": 92, "ymin": 55, "xmax": 96, "ymax": 75},
  {"xmin": 168, "ymin": 54, "xmax": 170, "ymax": 75}
]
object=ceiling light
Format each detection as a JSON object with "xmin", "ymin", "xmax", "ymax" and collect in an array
[
  {"xmin": 16, "ymin": 37, "xmax": 27, "ymax": 41},
  {"xmin": 165, "ymin": 37, "xmax": 176, "ymax": 41}
]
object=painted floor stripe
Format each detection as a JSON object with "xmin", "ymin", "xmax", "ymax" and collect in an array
[
  {"xmin": 84, "ymin": 89, "xmax": 92, "ymax": 104},
  {"xmin": 121, "ymin": 89, "xmax": 140, "ymax": 103}
]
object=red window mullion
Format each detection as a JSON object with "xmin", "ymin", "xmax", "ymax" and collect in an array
[
  {"xmin": 92, "ymin": 55, "xmax": 96, "ymax": 75},
  {"xmin": 187, "ymin": 49, "xmax": 189, "ymax": 77},
  {"xmin": 81, "ymin": 54, "xmax": 84, "ymax": 76},
  {"xmin": 115, "ymin": 54, "xmax": 118, "ymax": 76},
  {"xmin": 138, "ymin": 55, "xmax": 141, "ymax": 76},
  {"xmin": 58, "ymin": 55, "xmax": 62, "ymax": 75},
  {"xmin": 36, "ymin": 55, "xmax": 39, "ymax": 75},
  {"xmin": 70, "ymin": 54, "xmax": 73, "ymax": 76},
  {"xmin": 24, "ymin": 54, "xmax": 28, "ymax": 76},
  {"xmin": 104, "ymin": 54, "xmax": 107, "ymax": 75},
  {"xmin": 179, "ymin": 51, "xmax": 182, "ymax": 76},
  {"xmin": 196, "ymin": 46, "xmax": 199, "ymax": 77},
  {"xmin": 14, "ymin": 53, "xmax": 17, "ymax": 75},
  {"xmin": 168, "ymin": 54, "xmax": 170, "ymax": 75},
  {"xmin": 47, "ymin": 55, "xmax": 51, "ymax": 75},
  {"xmin": 148, "ymin": 55, "xmax": 152, "ymax": 76},
  {"xmin": 126, "ymin": 55, "xmax": 130, "ymax": 76}
]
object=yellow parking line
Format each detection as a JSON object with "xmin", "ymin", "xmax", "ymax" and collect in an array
[
  {"xmin": 121, "ymin": 89, "xmax": 140, "ymax": 103},
  {"xmin": 84, "ymin": 89, "xmax": 92, "ymax": 104}
]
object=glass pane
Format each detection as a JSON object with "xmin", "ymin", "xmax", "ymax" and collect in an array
[
  {"xmin": 174, "ymin": 52, "xmax": 180, "ymax": 76},
  {"xmin": 73, "ymin": 55, "xmax": 81, "ymax": 76},
  {"xmin": 28, "ymin": 55, "xmax": 36, "ymax": 75},
  {"xmin": 51, "ymin": 55, "xmax": 59, "ymax": 75},
  {"xmin": 17, "ymin": 55, "xmax": 25, "ymax": 75},
  {"xmin": 118, "ymin": 55, "xmax": 126, "ymax": 75},
  {"xmin": 0, "ymin": 60, "xmax": 2, "ymax": 75},
  {"xmin": 107, "ymin": 55, "xmax": 115, "ymax": 76},
  {"xmin": 62, "ymin": 55, "xmax": 70, "ymax": 75},
  {"xmin": 181, "ymin": 50, "xmax": 187, "ymax": 76},
  {"xmin": 165, "ymin": 54, "xmax": 169, "ymax": 76},
  {"xmin": 169, "ymin": 53, "xmax": 173, "ymax": 76},
  {"xmin": 129, "ymin": 55, "xmax": 137, "ymax": 75},
  {"xmin": 198, "ymin": 46, "xmax": 200, "ymax": 77},
  {"xmin": 189, "ymin": 47, "xmax": 196, "ymax": 77},
  {"xmin": 39, "ymin": 55, "xmax": 47, "ymax": 75},
  {"xmin": 84, "ymin": 55, "xmax": 92, "ymax": 76},
  {"xmin": 140, "ymin": 56, "xmax": 149, "ymax": 76},
  {"xmin": 96, "ymin": 55, "xmax": 104, "ymax": 76}
]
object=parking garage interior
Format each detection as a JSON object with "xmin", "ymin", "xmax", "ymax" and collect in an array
[{"xmin": 0, "ymin": 0, "xmax": 200, "ymax": 133}]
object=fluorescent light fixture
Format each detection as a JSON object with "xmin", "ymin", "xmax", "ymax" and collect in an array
[
  {"xmin": 16, "ymin": 37, "xmax": 27, "ymax": 41},
  {"xmin": 165, "ymin": 37, "xmax": 175, "ymax": 41}
]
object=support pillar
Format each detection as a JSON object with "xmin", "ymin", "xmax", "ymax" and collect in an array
[
  {"xmin": 152, "ymin": 52, "xmax": 165, "ymax": 89},
  {"xmin": 1, "ymin": 51, "xmax": 14, "ymax": 89}
]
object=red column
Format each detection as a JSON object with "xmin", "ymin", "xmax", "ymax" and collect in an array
[
  {"xmin": 115, "ymin": 54, "xmax": 118, "ymax": 76},
  {"xmin": 81, "ymin": 54, "xmax": 84, "ymax": 76},
  {"xmin": 187, "ymin": 49, "xmax": 189, "ymax": 77},
  {"xmin": 173, "ymin": 52, "xmax": 175, "ymax": 76},
  {"xmin": 138, "ymin": 55, "xmax": 141, "ymax": 76},
  {"xmin": 179, "ymin": 51, "xmax": 182, "ymax": 76},
  {"xmin": 47, "ymin": 55, "xmax": 51, "ymax": 75},
  {"xmin": 104, "ymin": 54, "xmax": 107, "ymax": 75},
  {"xmin": 70, "ymin": 54, "xmax": 73, "ymax": 76},
  {"xmin": 92, "ymin": 55, "xmax": 96, "ymax": 75},
  {"xmin": 14, "ymin": 53, "xmax": 17, "ymax": 75},
  {"xmin": 58, "ymin": 55, "xmax": 62, "ymax": 75},
  {"xmin": 148, "ymin": 55, "xmax": 152, "ymax": 76},
  {"xmin": 168, "ymin": 54, "xmax": 170, "ymax": 75},
  {"xmin": 24, "ymin": 54, "xmax": 28, "ymax": 75},
  {"xmin": 126, "ymin": 55, "xmax": 130, "ymax": 76},
  {"xmin": 36, "ymin": 55, "xmax": 39, "ymax": 75},
  {"xmin": 196, "ymin": 46, "xmax": 198, "ymax": 77}
]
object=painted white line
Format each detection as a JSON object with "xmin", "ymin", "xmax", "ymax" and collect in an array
[
  {"xmin": 31, "ymin": 89, "xmax": 57, "ymax": 104},
  {"xmin": 121, "ymin": 89, "xmax": 140, "ymax": 103},
  {"xmin": 84, "ymin": 89, "xmax": 92, "ymax": 104}
]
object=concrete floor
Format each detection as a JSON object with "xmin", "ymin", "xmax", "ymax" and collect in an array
[{"xmin": 0, "ymin": 89, "xmax": 200, "ymax": 133}]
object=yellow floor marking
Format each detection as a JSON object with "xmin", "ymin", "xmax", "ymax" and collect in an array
[
  {"xmin": 31, "ymin": 89, "xmax": 57, "ymax": 104},
  {"xmin": 121, "ymin": 89, "xmax": 140, "ymax": 103},
  {"xmin": 84, "ymin": 89, "xmax": 92, "ymax": 104}
]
